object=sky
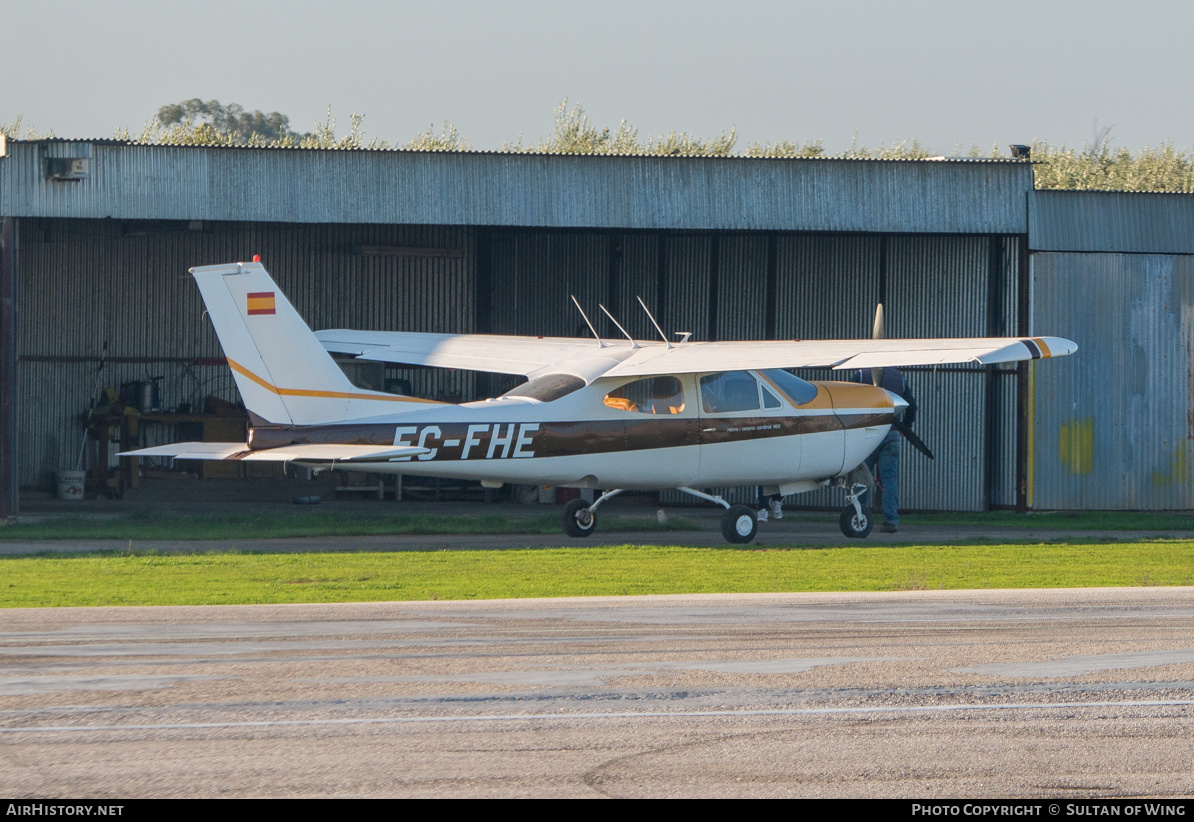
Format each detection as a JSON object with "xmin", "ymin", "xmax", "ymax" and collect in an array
[{"xmin": 2, "ymin": 0, "xmax": 1192, "ymax": 155}]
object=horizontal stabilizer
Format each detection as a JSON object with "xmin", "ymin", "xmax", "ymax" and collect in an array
[
  {"xmin": 118, "ymin": 442, "xmax": 251, "ymax": 461},
  {"xmin": 119, "ymin": 442, "xmax": 429, "ymax": 463}
]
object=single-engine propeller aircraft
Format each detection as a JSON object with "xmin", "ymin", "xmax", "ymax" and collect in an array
[{"xmin": 121, "ymin": 262, "xmax": 1076, "ymax": 543}]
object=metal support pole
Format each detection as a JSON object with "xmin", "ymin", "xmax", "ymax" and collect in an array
[
  {"xmin": 0, "ymin": 217, "xmax": 16, "ymax": 517},
  {"xmin": 1015, "ymin": 232, "xmax": 1031, "ymax": 512},
  {"xmin": 984, "ymin": 235, "xmax": 1003, "ymax": 511}
]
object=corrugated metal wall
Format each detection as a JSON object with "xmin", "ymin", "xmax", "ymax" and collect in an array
[
  {"xmin": 770, "ymin": 235, "xmax": 1003, "ymax": 512},
  {"xmin": 1030, "ymin": 191, "xmax": 1194, "ymax": 254},
  {"xmin": 2, "ymin": 142, "xmax": 1033, "ymax": 234},
  {"xmin": 15, "ymin": 219, "xmax": 474, "ymax": 488},
  {"xmin": 1031, "ymin": 252, "xmax": 1193, "ymax": 509},
  {"xmin": 663, "ymin": 235, "xmax": 714, "ymax": 343},
  {"xmin": 991, "ymin": 237, "xmax": 1021, "ymax": 507}
]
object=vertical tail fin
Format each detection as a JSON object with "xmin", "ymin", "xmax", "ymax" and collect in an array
[{"xmin": 191, "ymin": 262, "xmax": 435, "ymax": 425}]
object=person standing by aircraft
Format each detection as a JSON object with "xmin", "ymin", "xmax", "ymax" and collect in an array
[
  {"xmin": 757, "ymin": 487, "xmax": 782, "ymax": 522},
  {"xmin": 854, "ymin": 367, "xmax": 918, "ymax": 533}
]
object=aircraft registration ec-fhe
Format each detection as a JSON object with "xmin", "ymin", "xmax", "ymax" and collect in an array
[{"xmin": 121, "ymin": 261, "xmax": 1076, "ymax": 544}]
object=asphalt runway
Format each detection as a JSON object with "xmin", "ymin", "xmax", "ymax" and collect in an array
[{"xmin": 3, "ymin": 588, "xmax": 1194, "ymax": 798}]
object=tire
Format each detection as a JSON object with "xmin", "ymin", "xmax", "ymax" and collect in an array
[
  {"xmin": 839, "ymin": 504, "xmax": 873, "ymax": 538},
  {"xmin": 721, "ymin": 504, "xmax": 759, "ymax": 544},
  {"xmin": 562, "ymin": 498, "xmax": 597, "ymax": 538}
]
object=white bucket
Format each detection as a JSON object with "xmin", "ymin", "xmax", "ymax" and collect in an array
[{"xmin": 55, "ymin": 470, "xmax": 86, "ymax": 501}]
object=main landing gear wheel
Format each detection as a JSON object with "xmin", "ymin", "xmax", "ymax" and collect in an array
[
  {"xmin": 721, "ymin": 504, "xmax": 759, "ymax": 544},
  {"xmin": 562, "ymin": 498, "xmax": 597, "ymax": 538},
  {"xmin": 839, "ymin": 504, "xmax": 873, "ymax": 538}
]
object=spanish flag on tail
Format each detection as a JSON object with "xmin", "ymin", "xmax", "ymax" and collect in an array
[{"xmin": 247, "ymin": 291, "xmax": 276, "ymax": 315}]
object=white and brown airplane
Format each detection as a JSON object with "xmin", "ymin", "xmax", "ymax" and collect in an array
[{"xmin": 121, "ymin": 261, "xmax": 1076, "ymax": 544}]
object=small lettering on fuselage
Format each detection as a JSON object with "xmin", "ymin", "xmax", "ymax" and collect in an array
[{"xmin": 392, "ymin": 423, "xmax": 540, "ymax": 461}]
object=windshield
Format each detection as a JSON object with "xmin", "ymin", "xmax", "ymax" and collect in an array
[{"xmin": 760, "ymin": 369, "xmax": 818, "ymax": 406}]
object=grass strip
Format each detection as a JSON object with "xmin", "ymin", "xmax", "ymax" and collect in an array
[
  {"xmin": 3, "ymin": 509, "xmax": 1190, "ymax": 542},
  {"xmin": 0, "ymin": 512, "xmax": 700, "ymax": 541},
  {"xmin": 2, "ymin": 541, "xmax": 1191, "ymax": 608},
  {"xmin": 908, "ymin": 510, "xmax": 1194, "ymax": 531}
]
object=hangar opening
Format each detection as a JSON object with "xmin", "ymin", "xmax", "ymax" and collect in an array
[{"xmin": 3, "ymin": 140, "xmax": 1187, "ymax": 514}]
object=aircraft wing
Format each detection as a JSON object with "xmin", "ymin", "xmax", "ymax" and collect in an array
[
  {"xmin": 315, "ymin": 330, "xmax": 603, "ymax": 376},
  {"xmin": 317, "ymin": 328, "xmax": 1076, "ymax": 380},
  {"xmin": 600, "ymin": 336, "xmax": 1077, "ymax": 377},
  {"xmin": 119, "ymin": 442, "xmax": 430, "ymax": 463}
]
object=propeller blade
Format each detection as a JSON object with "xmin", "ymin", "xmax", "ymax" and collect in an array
[
  {"xmin": 871, "ymin": 303, "xmax": 885, "ymax": 387},
  {"xmin": 893, "ymin": 419, "xmax": 934, "ymax": 460}
]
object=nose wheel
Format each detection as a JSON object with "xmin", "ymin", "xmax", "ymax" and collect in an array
[
  {"xmin": 838, "ymin": 480, "xmax": 873, "ymax": 538},
  {"xmin": 839, "ymin": 503, "xmax": 873, "ymax": 538}
]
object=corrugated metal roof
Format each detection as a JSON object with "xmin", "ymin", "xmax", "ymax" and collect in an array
[
  {"xmin": 1029, "ymin": 190, "xmax": 1194, "ymax": 254},
  {"xmin": 11, "ymin": 136, "xmax": 1034, "ymax": 161},
  {"xmin": 0, "ymin": 140, "xmax": 1032, "ymax": 233}
]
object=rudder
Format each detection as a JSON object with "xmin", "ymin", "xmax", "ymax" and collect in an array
[{"xmin": 192, "ymin": 262, "xmax": 435, "ymax": 425}]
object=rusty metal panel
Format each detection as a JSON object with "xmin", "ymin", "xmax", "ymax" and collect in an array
[
  {"xmin": 1031, "ymin": 252, "xmax": 1193, "ymax": 510},
  {"xmin": 1030, "ymin": 190, "xmax": 1194, "ymax": 254},
  {"xmin": 2, "ymin": 141, "xmax": 1032, "ymax": 233}
]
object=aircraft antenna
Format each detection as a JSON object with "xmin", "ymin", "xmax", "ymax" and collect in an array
[
  {"xmin": 598, "ymin": 304, "xmax": 640, "ymax": 348},
  {"xmin": 635, "ymin": 296, "xmax": 672, "ymax": 349},
  {"xmin": 570, "ymin": 295, "xmax": 606, "ymax": 348}
]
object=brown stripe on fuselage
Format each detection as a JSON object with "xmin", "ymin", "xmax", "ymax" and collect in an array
[
  {"xmin": 248, "ymin": 412, "xmax": 866, "ymax": 461},
  {"xmin": 835, "ymin": 412, "xmax": 898, "ymax": 430}
]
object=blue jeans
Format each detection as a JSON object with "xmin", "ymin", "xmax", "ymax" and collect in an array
[{"xmin": 864, "ymin": 430, "xmax": 900, "ymax": 525}]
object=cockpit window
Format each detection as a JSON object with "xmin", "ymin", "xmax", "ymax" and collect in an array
[
  {"xmin": 761, "ymin": 369, "xmax": 819, "ymax": 406},
  {"xmin": 603, "ymin": 376, "xmax": 685, "ymax": 414},
  {"xmin": 502, "ymin": 373, "xmax": 586, "ymax": 403},
  {"xmin": 700, "ymin": 371, "xmax": 762, "ymax": 413}
]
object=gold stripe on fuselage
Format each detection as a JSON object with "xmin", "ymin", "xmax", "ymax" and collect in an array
[{"xmin": 227, "ymin": 358, "xmax": 444, "ymax": 404}]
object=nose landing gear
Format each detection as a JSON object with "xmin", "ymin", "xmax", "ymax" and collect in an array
[{"xmin": 838, "ymin": 480, "xmax": 873, "ymax": 538}]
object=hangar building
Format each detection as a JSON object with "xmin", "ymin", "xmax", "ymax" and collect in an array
[{"xmin": 0, "ymin": 137, "xmax": 1191, "ymax": 515}]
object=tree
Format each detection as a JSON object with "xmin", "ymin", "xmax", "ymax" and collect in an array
[{"xmin": 156, "ymin": 99, "xmax": 296, "ymax": 143}]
